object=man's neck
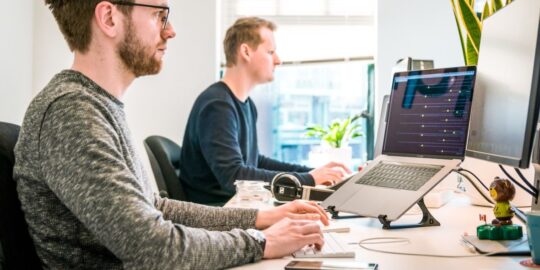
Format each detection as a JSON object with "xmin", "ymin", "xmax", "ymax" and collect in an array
[
  {"xmin": 221, "ymin": 67, "xmax": 256, "ymax": 102},
  {"xmin": 71, "ymin": 50, "xmax": 134, "ymax": 99}
]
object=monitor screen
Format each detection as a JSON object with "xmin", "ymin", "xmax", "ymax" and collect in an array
[
  {"xmin": 465, "ymin": 0, "xmax": 540, "ymax": 169},
  {"xmin": 383, "ymin": 66, "xmax": 476, "ymax": 159}
]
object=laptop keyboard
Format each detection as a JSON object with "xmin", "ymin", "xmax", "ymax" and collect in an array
[
  {"xmin": 355, "ymin": 162, "xmax": 443, "ymax": 191},
  {"xmin": 292, "ymin": 232, "xmax": 355, "ymax": 258}
]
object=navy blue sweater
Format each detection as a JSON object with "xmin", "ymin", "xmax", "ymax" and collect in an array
[{"xmin": 180, "ymin": 82, "xmax": 314, "ymax": 204}]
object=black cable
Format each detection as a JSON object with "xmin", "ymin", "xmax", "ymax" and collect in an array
[
  {"xmin": 498, "ymin": 164, "xmax": 537, "ymax": 197},
  {"xmin": 514, "ymin": 167, "xmax": 538, "ymax": 194},
  {"xmin": 456, "ymin": 168, "xmax": 489, "ymax": 191},
  {"xmin": 456, "ymin": 167, "xmax": 526, "ymax": 224},
  {"xmin": 454, "ymin": 170, "xmax": 494, "ymax": 204}
]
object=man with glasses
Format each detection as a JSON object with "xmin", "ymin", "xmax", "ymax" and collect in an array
[{"xmin": 14, "ymin": 1, "xmax": 327, "ymax": 269}]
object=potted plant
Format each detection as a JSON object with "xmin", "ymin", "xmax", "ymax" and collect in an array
[
  {"xmin": 304, "ymin": 114, "xmax": 363, "ymax": 167},
  {"xmin": 450, "ymin": 0, "xmax": 513, "ymax": 65}
]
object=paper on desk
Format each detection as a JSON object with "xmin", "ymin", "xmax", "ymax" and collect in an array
[{"xmin": 461, "ymin": 234, "xmax": 530, "ymax": 255}]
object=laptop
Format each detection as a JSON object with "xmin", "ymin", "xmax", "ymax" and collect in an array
[{"xmin": 322, "ymin": 66, "xmax": 477, "ymax": 222}]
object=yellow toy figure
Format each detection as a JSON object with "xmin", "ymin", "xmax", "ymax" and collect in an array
[{"xmin": 489, "ymin": 177, "xmax": 516, "ymax": 226}]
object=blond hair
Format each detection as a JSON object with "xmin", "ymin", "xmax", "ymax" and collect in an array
[{"xmin": 223, "ymin": 17, "xmax": 276, "ymax": 67}]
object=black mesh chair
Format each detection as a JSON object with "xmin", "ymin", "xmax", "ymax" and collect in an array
[
  {"xmin": 0, "ymin": 122, "xmax": 42, "ymax": 269},
  {"xmin": 144, "ymin": 135, "xmax": 187, "ymax": 201}
]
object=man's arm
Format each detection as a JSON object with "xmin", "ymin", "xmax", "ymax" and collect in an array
[
  {"xmin": 258, "ymin": 154, "xmax": 312, "ymax": 173},
  {"xmin": 39, "ymin": 96, "xmax": 262, "ymax": 269},
  {"xmin": 197, "ymin": 101, "xmax": 315, "ymax": 194},
  {"xmin": 155, "ymin": 197, "xmax": 258, "ymax": 231}
]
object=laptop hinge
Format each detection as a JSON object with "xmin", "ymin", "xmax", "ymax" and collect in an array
[{"xmin": 378, "ymin": 198, "xmax": 441, "ymax": 229}]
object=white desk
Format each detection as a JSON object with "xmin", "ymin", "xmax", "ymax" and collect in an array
[{"xmin": 226, "ymin": 195, "xmax": 533, "ymax": 270}]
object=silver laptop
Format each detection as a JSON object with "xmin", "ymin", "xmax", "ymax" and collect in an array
[{"xmin": 322, "ymin": 66, "xmax": 477, "ymax": 221}]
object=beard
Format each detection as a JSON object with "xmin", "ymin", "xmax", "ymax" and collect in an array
[{"xmin": 118, "ymin": 22, "xmax": 162, "ymax": 77}]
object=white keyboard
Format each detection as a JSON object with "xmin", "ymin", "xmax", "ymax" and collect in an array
[{"xmin": 292, "ymin": 232, "xmax": 355, "ymax": 258}]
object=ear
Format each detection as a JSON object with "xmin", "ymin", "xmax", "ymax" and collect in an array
[
  {"xmin": 238, "ymin": 43, "xmax": 252, "ymax": 63},
  {"xmin": 94, "ymin": 1, "xmax": 122, "ymax": 38}
]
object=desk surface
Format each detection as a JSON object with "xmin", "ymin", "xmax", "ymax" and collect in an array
[{"xmin": 226, "ymin": 195, "xmax": 533, "ymax": 270}]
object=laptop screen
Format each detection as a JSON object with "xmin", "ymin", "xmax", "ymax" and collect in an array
[{"xmin": 382, "ymin": 66, "xmax": 476, "ymax": 159}]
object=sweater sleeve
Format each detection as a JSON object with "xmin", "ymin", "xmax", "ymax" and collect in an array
[
  {"xmin": 155, "ymin": 197, "xmax": 258, "ymax": 231},
  {"xmin": 39, "ymin": 96, "xmax": 263, "ymax": 269},
  {"xmin": 197, "ymin": 100, "xmax": 315, "ymax": 194}
]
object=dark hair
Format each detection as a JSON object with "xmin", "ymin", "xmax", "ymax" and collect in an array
[
  {"xmin": 44, "ymin": 0, "xmax": 133, "ymax": 52},
  {"xmin": 223, "ymin": 17, "xmax": 276, "ymax": 67}
]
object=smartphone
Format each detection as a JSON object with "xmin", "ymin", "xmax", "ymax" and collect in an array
[{"xmin": 284, "ymin": 260, "xmax": 378, "ymax": 270}]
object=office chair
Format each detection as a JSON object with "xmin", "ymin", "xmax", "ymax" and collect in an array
[
  {"xmin": 144, "ymin": 135, "xmax": 187, "ymax": 201},
  {"xmin": 0, "ymin": 122, "xmax": 42, "ymax": 269}
]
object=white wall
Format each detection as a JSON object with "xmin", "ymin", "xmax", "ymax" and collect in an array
[
  {"xmin": 123, "ymin": 1, "xmax": 220, "ymax": 147},
  {"xmin": 0, "ymin": 2, "xmax": 34, "ymax": 124},
  {"xmin": 375, "ymin": 0, "xmax": 464, "ymax": 119}
]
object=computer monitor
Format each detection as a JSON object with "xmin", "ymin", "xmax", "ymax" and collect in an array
[
  {"xmin": 465, "ymin": 0, "xmax": 540, "ymax": 207},
  {"xmin": 466, "ymin": 0, "xmax": 540, "ymax": 168}
]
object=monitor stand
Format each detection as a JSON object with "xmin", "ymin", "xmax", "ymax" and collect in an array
[{"xmin": 378, "ymin": 198, "xmax": 440, "ymax": 229}]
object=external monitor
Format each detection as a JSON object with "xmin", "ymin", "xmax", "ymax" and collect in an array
[
  {"xmin": 465, "ymin": 0, "xmax": 540, "ymax": 169},
  {"xmin": 464, "ymin": 0, "xmax": 540, "ymax": 209}
]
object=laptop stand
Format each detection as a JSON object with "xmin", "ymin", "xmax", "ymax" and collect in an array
[
  {"xmin": 378, "ymin": 198, "xmax": 440, "ymax": 229},
  {"xmin": 326, "ymin": 205, "xmax": 364, "ymax": 219},
  {"xmin": 326, "ymin": 198, "xmax": 440, "ymax": 228}
]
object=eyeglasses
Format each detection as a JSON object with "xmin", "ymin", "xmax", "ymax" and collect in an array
[{"xmin": 109, "ymin": 1, "xmax": 170, "ymax": 30}]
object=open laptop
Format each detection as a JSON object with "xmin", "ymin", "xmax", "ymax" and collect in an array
[{"xmin": 322, "ymin": 66, "xmax": 477, "ymax": 222}]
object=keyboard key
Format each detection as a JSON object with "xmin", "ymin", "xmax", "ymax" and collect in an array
[{"xmin": 354, "ymin": 162, "xmax": 443, "ymax": 191}]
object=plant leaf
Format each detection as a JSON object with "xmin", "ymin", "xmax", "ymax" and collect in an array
[
  {"xmin": 491, "ymin": 0, "xmax": 503, "ymax": 11},
  {"xmin": 450, "ymin": 0, "xmax": 469, "ymax": 66},
  {"xmin": 453, "ymin": 0, "xmax": 482, "ymax": 65},
  {"xmin": 481, "ymin": 1, "xmax": 491, "ymax": 21}
]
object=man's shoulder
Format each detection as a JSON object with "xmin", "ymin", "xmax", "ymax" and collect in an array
[
  {"xmin": 199, "ymin": 81, "xmax": 234, "ymax": 102},
  {"xmin": 34, "ymin": 70, "xmax": 119, "ymax": 115},
  {"xmin": 194, "ymin": 82, "xmax": 236, "ymax": 111}
]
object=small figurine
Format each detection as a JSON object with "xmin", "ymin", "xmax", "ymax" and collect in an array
[
  {"xmin": 476, "ymin": 177, "xmax": 522, "ymax": 240},
  {"xmin": 489, "ymin": 177, "xmax": 516, "ymax": 226}
]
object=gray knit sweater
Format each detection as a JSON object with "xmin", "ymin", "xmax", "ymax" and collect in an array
[{"xmin": 13, "ymin": 70, "xmax": 263, "ymax": 269}]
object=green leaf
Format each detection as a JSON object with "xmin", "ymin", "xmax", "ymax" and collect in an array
[
  {"xmin": 481, "ymin": 1, "xmax": 491, "ymax": 21},
  {"xmin": 304, "ymin": 115, "xmax": 363, "ymax": 148},
  {"xmin": 491, "ymin": 0, "xmax": 503, "ymax": 11},
  {"xmin": 451, "ymin": 0, "xmax": 482, "ymax": 65}
]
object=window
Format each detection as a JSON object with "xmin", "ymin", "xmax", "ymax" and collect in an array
[{"xmin": 220, "ymin": 0, "xmax": 376, "ymax": 167}]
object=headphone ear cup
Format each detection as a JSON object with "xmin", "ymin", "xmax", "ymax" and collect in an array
[{"xmin": 271, "ymin": 173, "xmax": 302, "ymax": 202}]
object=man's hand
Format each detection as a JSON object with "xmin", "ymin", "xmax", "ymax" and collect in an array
[
  {"xmin": 255, "ymin": 200, "xmax": 329, "ymax": 229},
  {"xmin": 262, "ymin": 218, "xmax": 324, "ymax": 259},
  {"xmin": 309, "ymin": 161, "xmax": 352, "ymax": 186}
]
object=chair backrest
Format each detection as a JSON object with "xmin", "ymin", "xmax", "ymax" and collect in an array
[
  {"xmin": 0, "ymin": 122, "xmax": 42, "ymax": 269},
  {"xmin": 143, "ymin": 135, "xmax": 187, "ymax": 201}
]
